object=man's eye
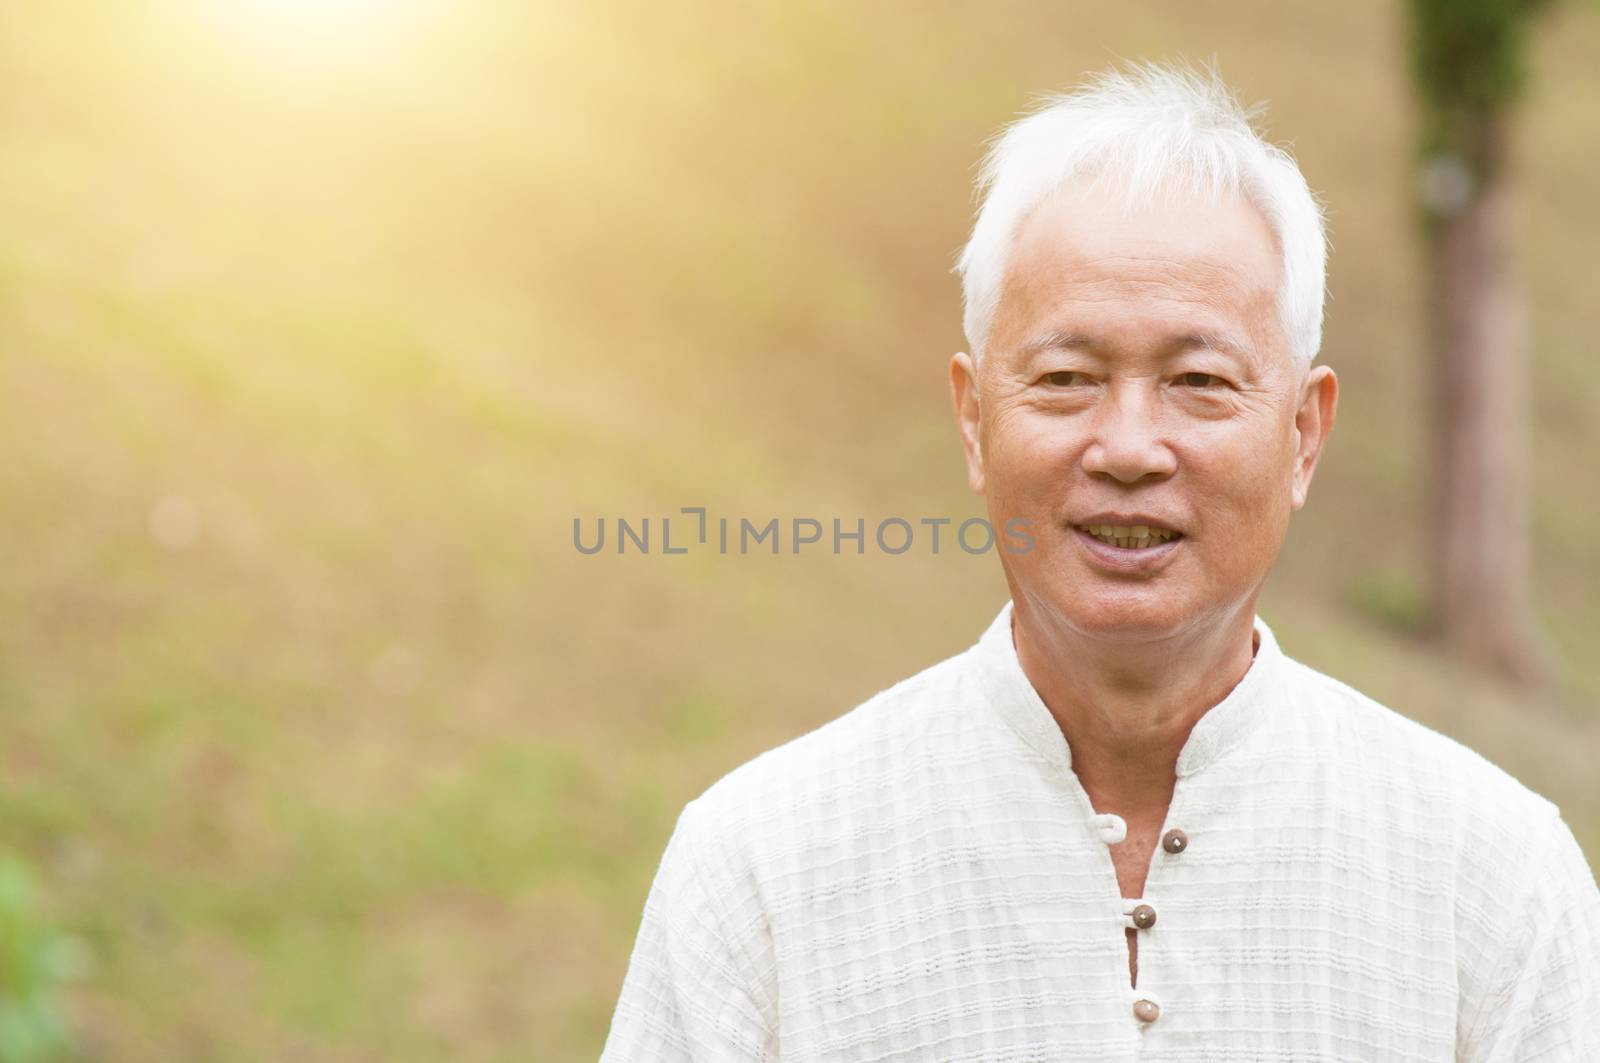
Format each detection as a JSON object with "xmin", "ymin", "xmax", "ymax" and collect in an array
[
  {"xmin": 1179, "ymin": 372, "xmax": 1224, "ymax": 388},
  {"xmin": 1042, "ymin": 371, "xmax": 1086, "ymax": 387}
]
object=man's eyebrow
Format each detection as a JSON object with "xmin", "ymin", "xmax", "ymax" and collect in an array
[
  {"xmin": 1018, "ymin": 329, "xmax": 1252, "ymax": 360},
  {"xmin": 1174, "ymin": 331, "xmax": 1252, "ymax": 360},
  {"xmin": 1018, "ymin": 330, "xmax": 1096, "ymax": 356}
]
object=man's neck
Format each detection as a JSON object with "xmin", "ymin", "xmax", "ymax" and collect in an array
[{"xmin": 1009, "ymin": 597, "xmax": 1259, "ymax": 819}]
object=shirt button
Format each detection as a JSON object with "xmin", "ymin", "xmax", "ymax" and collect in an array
[
  {"xmin": 1132, "ymin": 998, "xmax": 1161, "ymax": 1024},
  {"xmin": 1161, "ymin": 828, "xmax": 1188, "ymax": 854},
  {"xmin": 1131, "ymin": 903, "xmax": 1157, "ymax": 929},
  {"xmin": 1093, "ymin": 812, "xmax": 1128, "ymax": 845}
]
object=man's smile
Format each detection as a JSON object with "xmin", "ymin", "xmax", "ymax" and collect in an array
[
  {"xmin": 1070, "ymin": 523, "xmax": 1185, "ymax": 573},
  {"xmin": 1070, "ymin": 522, "xmax": 1182, "ymax": 548}
]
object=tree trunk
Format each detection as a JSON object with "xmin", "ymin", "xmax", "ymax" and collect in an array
[{"xmin": 1423, "ymin": 110, "xmax": 1547, "ymax": 685}]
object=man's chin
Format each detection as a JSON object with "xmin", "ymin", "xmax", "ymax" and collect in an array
[{"xmin": 1044, "ymin": 593, "xmax": 1194, "ymax": 644}]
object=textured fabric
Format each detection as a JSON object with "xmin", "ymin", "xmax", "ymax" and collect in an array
[{"xmin": 601, "ymin": 602, "xmax": 1600, "ymax": 1062}]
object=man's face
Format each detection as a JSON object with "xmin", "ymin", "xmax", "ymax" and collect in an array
[{"xmin": 952, "ymin": 179, "xmax": 1337, "ymax": 644}]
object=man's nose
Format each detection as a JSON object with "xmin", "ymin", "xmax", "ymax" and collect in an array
[{"xmin": 1080, "ymin": 385, "xmax": 1178, "ymax": 483}]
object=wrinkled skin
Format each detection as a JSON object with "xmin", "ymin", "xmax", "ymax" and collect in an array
[{"xmin": 952, "ymin": 179, "xmax": 1338, "ymax": 667}]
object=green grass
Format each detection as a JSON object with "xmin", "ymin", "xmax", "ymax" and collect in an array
[{"xmin": 0, "ymin": 1, "xmax": 1597, "ymax": 1059}]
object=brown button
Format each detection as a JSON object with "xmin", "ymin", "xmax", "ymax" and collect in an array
[
  {"xmin": 1132, "ymin": 998, "xmax": 1160, "ymax": 1023},
  {"xmin": 1130, "ymin": 903, "xmax": 1157, "ymax": 929},
  {"xmin": 1161, "ymin": 828, "xmax": 1188, "ymax": 854}
]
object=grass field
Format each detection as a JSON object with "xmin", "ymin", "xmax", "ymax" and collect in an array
[{"xmin": 1, "ymin": 2, "xmax": 1597, "ymax": 1059}]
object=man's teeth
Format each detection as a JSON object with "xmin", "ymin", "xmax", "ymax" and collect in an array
[{"xmin": 1080, "ymin": 524, "xmax": 1177, "ymax": 549}]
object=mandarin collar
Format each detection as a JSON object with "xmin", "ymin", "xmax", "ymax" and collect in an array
[{"xmin": 970, "ymin": 599, "xmax": 1285, "ymax": 779}]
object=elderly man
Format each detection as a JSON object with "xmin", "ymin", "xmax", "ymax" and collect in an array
[{"xmin": 600, "ymin": 64, "xmax": 1600, "ymax": 1061}]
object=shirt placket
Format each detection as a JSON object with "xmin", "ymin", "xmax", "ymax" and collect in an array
[{"xmin": 1082, "ymin": 790, "xmax": 1194, "ymax": 1049}]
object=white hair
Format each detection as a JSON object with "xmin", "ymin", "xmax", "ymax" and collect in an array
[{"xmin": 955, "ymin": 61, "xmax": 1328, "ymax": 370}]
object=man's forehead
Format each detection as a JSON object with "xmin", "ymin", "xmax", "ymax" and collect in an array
[
  {"xmin": 1005, "ymin": 181, "xmax": 1280, "ymax": 290},
  {"xmin": 992, "ymin": 190, "xmax": 1283, "ymax": 359},
  {"xmin": 993, "ymin": 260, "xmax": 1279, "ymax": 360},
  {"xmin": 1001, "ymin": 253, "xmax": 1270, "ymax": 310}
]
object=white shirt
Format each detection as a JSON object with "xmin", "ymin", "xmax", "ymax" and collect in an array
[{"xmin": 601, "ymin": 602, "xmax": 1600, "ymax": 1061}]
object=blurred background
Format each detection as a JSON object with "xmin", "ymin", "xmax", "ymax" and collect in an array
[{"xmin": 1, "ymin": 1, "xmax": 1596, "ymax": 1059}]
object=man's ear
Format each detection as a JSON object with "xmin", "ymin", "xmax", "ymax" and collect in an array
[
  {"xmin": 1289, "ymin": 364, "xmax": 1338, "ymax": 511},
  {"xmin": 950, "ymin": 351, "xmax": 985, "ymax": 495}
]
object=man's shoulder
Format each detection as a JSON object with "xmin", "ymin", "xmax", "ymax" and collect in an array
[
  {"xmin": 1279, "ymin": 653, "xmax": 1561, "ymax": 827},
  {"xmin": 680, "ymin": 645, "xmax": 976, "ymax": 842}
]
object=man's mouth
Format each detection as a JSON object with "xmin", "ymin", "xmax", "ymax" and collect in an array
[{"xmin": 1071, "ymin": 523, "xmax": 1182, "ymax": 549}]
